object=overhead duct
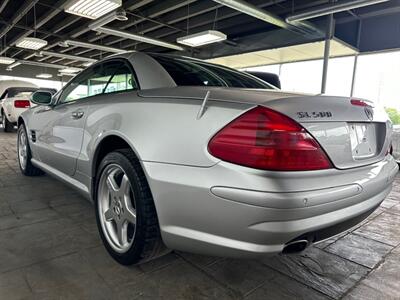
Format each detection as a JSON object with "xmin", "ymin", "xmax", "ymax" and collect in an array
[
  {"xmin": 64, "ymin": 40, "xmax": 128, "ymax": 54},
  {"xmin": 87, "ymin": 8, "xmax": 185, "ymax": 51},
  {"xmin": 212, "ymin": 0, "xmax": 323, "ymax": 36},
  {"xmin": 39, "ymin": 51, "xmax": 97, "ymax": 63},
  {"xmin": 87, "ymin": 8, "xmax": 128, "ymax": 30},
  {"xmin": 16, "ymin": 59, "xmax": 83, "ymax": 71},
  {"xmin": 96, "ymin": 27, "xmax": 185, "ymax": 51},
  {"xmin": 286, "ymin": 0, "xmax": 390, "ymax": 23}
]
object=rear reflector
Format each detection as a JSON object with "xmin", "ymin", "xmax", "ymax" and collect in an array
[
  {"xmin": 14, "ymin": 100, "xmax": 30, "ymax": 108},
  {"xmin": 208, "ymin": 106, "xmax": 332, "ymax": 171}
]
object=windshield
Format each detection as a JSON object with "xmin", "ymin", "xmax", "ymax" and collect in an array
[
  {"xmin": 7, "ymin": 88, "xmax": 37, "ymax": 98},
  {"xmin": 150, "ymin": 54, "xmax": 274, "ymax": 89}
]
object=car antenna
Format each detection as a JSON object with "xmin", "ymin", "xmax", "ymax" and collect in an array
[{"xmin": 197, "ymin": 90, "xmax": 210, "ymax": 120}]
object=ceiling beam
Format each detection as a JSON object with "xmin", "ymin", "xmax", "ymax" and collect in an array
[
  {"xmin": 125, "ymin": 0, "xmax": 154, "ymax": 11},
  {"xmin": 0, "ymin": 0, "xmax": 39, "ymax": 40},
  {"xmin": 0, "ymin": 0, "xmax": 10, "ymax": 14},
  {"xmin": 0, "ymin": 0, "xmax": 70, "ymax": 56}
]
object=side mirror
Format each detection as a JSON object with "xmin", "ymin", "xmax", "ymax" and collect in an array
[{"xmin": 31, "ymin": 90, "xmax": 53, "ymax": 105}]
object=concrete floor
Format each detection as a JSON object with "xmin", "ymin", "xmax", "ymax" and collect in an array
[{"xmin": 0, "ymin": 130, "xmax": 399, "ymax": 300}]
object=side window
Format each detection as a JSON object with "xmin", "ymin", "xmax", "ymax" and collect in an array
[
  {"xmin": 104, "ymin": 62, "xmax": 138, "ymax": 94},
  {"xmin": 58, "ymin": 61, "xmax": 120, "ymax": 104}
]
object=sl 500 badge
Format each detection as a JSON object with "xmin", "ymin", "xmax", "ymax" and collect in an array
[{"xmin": 297, "ymin": 111, "xmax": 333, "ymax": 119}]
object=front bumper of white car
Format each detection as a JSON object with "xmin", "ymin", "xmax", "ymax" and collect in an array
[{"xmin": 143, "ymin": 155, "xmax": 399, "ymax": 257}]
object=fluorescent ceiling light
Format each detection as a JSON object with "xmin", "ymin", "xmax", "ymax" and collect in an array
[
  {"xmin": 16, "ymin": 37, "xmax": 48, "ymax": 50},
  {"xmin": 58, "ymin": 73, "xmax": 75, "ymax": 77},
  {"xmin": 65, "ymin": 0, "xmax": 122, "ymax": 19},
  {"xmin": 97, "ymin": 27, "xmax": 184, "ymax": 51},
  {"xmin": 82, "ymin": 61, "xmax": 94, "ymax": 67},
  {"xmin": 36, "ymin": 73, "xmax": 53, "ymax": 79},
  {"xmin": 177, "ymin": 30, "xmax": 227, "ymax": 47},
  {"xmin": 64, "ymin": 40, "xmax": 127, "ymax": 54},
  {"xmin": 59, "ymin": 67, "xmax": 81, "ymax": 74},
  {"xmin": 0, "ymin": 56, "xmax": 16, "ymax": 65},
  {"xmin": 8, "ymin": 62, "xmax": 21, "ymax": 69}
]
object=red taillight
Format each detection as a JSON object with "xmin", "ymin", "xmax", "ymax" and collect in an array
[
  {"xmin": 351, "ymin": 99, "xmax": 373, "ymax": 107},
  {"xmin": 208, "ymin": 106, "xmax": 332, "ymax": 171},
  {"xmin": 14, "ymin": 100, "xmax": 30, "ymax": 108}
]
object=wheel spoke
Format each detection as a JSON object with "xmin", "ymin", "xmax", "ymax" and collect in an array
[
  {"xmin": 106, "ymin": 172, "xmax": 119, "ymax": 193},
  {"xmin": 125, "ymin": 208, "xmax": 136, "ymax": 225},
  {"xmin": 116, "ymin": 220, "xmax": 128, "ymax": 246},
  {"xmin": 120, "ymin": 174, "xmax": 129, "ymax": 192},
  {"xmin": 104, "ymin": 208, "xmax": 114, "ymax": 222}
]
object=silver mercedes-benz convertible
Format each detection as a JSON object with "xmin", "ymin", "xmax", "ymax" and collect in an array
[{"xmin": 18, "ymin": 52, "xmax": 398, "ymax": 265}]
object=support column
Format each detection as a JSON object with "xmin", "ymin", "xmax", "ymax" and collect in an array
[
  {"xmin": 350, "ymin": 20, "xmax": 362, "ymax": 97},
  {"xmin": 321, "ymin": 13, "xmax": 335, "ymax": 94}
]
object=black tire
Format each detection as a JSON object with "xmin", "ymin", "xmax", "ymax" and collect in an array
[
  {"xmin": 2, "ymin": 112, "xmax": 13, "ymax": 132},
  {"xmin": 17, "ymin": 125, "xmax": 44, "ymax": 176},
  {"xmin": 94, "ymin": 149, "xmax": 168, "ymax": 265}
]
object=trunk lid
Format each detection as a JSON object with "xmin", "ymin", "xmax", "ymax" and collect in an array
[{"xmin": 139, "ymin": 87, "xmax": 391, "ymax": 170}]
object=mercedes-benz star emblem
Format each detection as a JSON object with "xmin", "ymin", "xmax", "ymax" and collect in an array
[{"xmin": 364, "ymin": 106, "xmax": 374, "ymax": 121}]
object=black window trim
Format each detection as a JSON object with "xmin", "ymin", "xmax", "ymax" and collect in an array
[{"xmin": 55, "ymin": 58, "xmax": 140, "ymax": 106}]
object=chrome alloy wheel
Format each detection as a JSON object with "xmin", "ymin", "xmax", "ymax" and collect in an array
[
  {"xmin": 98, "ymin": 164, "xmax": 137, "ymax": 253},
  {"xmin": 18, "ymin": 129, "xmax": 28, "ymax": 170}
]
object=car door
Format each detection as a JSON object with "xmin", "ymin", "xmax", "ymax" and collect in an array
[{"xmin": 29, "ymin": 61, "xmax": 121, "ymax": 176}]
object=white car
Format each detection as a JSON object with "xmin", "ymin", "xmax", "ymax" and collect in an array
[
  {"xmin": 0, "ymin": 82, "xmax": 57, "ymax": 132},
  {"xmin": 0, "ymin": 80, "xmax": 38, "ymax": 132}
]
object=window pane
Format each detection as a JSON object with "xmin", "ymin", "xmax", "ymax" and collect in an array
[
  {"xmin": 326, "ymin": 56, "xmax": 355, "ymax": 97},
  {"xmin": 280, "ymin": 60, "xmax": 323, "ymax": 94},
  {"xmin": 151, "ymin": 55, "xmax": 272, "ymax": 89},
  {"xmin": 60, "ymin": 62, "xmax": 120, "ymax": 103},
  {"xmin": 354, "ymin": 51, "xmax": 400, "ymax": 110},
  {"xmin": 196, "ymin": 62, "xmax": 273, "ymax": 89},
  {"xmin": 152, "ymin": 55, "xmax": 224, "ymax": 86},
  {"xmin": 104, "ymin": 63, "xmax": 137, "ymax": 94}
]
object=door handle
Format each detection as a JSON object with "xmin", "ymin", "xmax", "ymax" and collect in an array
[{"xmin": 71, "ymin": 111, "xmax": 84, "ymax": 119}]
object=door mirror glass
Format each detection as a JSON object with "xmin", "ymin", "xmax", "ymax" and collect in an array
[{"xmin": 31, "ymin": 91, "xmax": 53, "ymax": 105}]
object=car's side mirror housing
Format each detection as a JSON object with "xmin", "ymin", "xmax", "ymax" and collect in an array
[{"xmin": 30, "ymin": 90, "xmax": 53, "ymax": 105}]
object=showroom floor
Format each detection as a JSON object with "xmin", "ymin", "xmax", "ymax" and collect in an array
[{"xmin": 0, "ymin": 130, "xmax": 399, "ymax": 300}]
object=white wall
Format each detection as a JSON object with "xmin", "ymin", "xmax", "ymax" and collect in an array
[{"xmin": 0, "ymin": 75, "xmax": 65, "ymax": 91}]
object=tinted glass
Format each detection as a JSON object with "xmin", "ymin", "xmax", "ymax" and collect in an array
[
  {"xmin": 151, "ymin": 55, "xmax": 224, "ymax": 86},
  {"xmin": 151, "ymin": 55, "xmax": 273, "ymax": 89}
]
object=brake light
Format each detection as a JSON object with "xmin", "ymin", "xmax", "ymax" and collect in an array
[
  {"xmin": 208, "ymin": 106, "xmax": 332, "ymax": 171},
  {"xmin": 351, "ymin": 99, "xmax": 373, "ymax": 107},
  {"xmin": 14, "ymin": 100, "xmax": 30, "ymax": 108}
]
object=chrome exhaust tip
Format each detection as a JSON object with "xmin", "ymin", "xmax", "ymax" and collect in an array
[{"xmin": 282, "ymin": 239, "xmax": 309, "ymax": 254}]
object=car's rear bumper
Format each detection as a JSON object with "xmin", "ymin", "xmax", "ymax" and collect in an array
[
  {"xmin": 5, "ymin": 107, "xmax": 26, "ymax": 124},
  {"xmin": 143, "ymin": 155, "xmax": 399, "ymax": 257}
]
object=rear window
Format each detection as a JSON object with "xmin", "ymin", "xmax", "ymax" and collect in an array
[
  {"xmin": 14, "ymin": 91, "xmax": 34, "ymax": 98},
  {"xmin": 151, "ymin": 54, "xmax": 273, "ymax": 89}
]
